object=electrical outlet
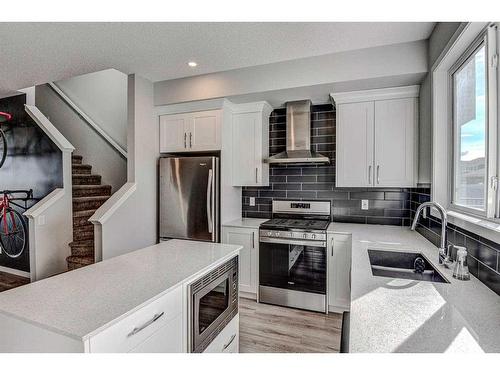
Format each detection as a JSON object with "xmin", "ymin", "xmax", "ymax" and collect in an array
[
  {"xmin": 361, "ymin": 199, "xmax": 369, "ymax": 210},
  {"xmin": 249, "ymin": 197, "xmax": 256, "ymax": 207}
]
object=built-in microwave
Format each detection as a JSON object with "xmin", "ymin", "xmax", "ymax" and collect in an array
[{"xmin": 189, "ymin": 256, "xmax": 238, "ymax": 353}]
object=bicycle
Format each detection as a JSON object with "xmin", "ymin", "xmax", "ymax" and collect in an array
[
  {"xmin": 0, "ymin": 111, "xmax": 12, "ymax": 168},
  {"xmin": 0, "ymin": 189, "xmax": 32, "ymax": 258}
]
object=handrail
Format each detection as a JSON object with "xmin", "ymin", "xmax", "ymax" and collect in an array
[{"xmin": 47, "ymin": 82, "xmax": 127, "ymax": 159}]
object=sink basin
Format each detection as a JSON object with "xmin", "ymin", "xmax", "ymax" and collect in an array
[{"xmin": 368, "ymin": 249, "xmax": 450, "ymax": 284}]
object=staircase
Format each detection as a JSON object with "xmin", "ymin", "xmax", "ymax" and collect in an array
[{"xmin": 67, "ymin": 154, "xmax": 112, "ymax": 270}]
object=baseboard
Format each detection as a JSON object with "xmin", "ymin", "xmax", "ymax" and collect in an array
[
  {"xmin": 0, "ymin": 265, "xmax": 30, "ymax": 278},
  {"xmin": 328, "ymin": 305, "xmax": 350, "ymax": 314},
  {"xmin": 239, "ymin": 291, "xmax": 257, "ymax": 300}
]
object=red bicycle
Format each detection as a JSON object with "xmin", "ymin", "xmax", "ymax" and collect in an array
[
  {"xmin": 0, "ymin": 111, "xmax": 12, "ymax": 168},
  {"xmin": 0, "ymin": 190, "xmax": 31, "ymax": 258}
]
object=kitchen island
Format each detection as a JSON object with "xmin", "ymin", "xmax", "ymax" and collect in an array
[
  {"xmin": 0, "ymin": 240, "xmax": 241, "ymax": 353},
  {"xmin": 328, "ymin": 223, "xmax": 500, "ymax": 353}
]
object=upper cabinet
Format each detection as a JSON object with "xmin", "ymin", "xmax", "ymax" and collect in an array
[
  {"xmin": 231, "ymin": 102, "xmax": 272, "ymax": 187},
  {"xmin": 160, "ymin": 109, "xmax": 222, "ymax": 153},
  {"xmin": 331, "ymin": 86, "xmax": 419, "ymax": 188}
]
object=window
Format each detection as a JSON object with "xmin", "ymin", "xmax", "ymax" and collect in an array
[
  {"xmin": 449, "ymin": 26, "xmax": 498, "ymax": 219},
  {"xmin": 452, "ymin": 43, "xmax": 488, "ymax": 212}
]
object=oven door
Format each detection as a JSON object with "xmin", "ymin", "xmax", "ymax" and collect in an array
[
  {"xmin": 192, "ymin": 269, "xmax": 235, "ymax": 352},
  {"xmin": 259, "ymin": 237, "xmax": 327, "ymax": 294}
]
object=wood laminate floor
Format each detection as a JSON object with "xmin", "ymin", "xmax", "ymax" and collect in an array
[
  {"xmin": 0, "ymin": 271, "xmax": 30, "ymax": 293},
  {"xmin": 239, "ymin": 298, "xmax": 343, "ymax": 353}
]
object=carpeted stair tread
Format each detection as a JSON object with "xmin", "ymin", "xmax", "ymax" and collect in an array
[
  {"xmin": 73, "ymin": 184, "xmax": 112, "ymax": 197},
  {"xmin": 73, "ymin": 195, "xmax": 110, "ymax": 211},
  {"xmin": 71, "ymin": 155, "xmax": 83, "ymax": 164},
  {"xmin": 66, "ymin": 256, "xmax": 94, "ymax": 270},
  {"xmin": 72, "ymin": 174, "xmax": 102, "ymax": 185},
  {"xmin": 72, "ymin": 164, "xmax": 92, "ymax": 174}
]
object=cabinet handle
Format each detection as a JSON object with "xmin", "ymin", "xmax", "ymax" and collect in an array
[
  {"xmin": 331, "ymin": 237, "xmax": 334, "ymax": 257},
  {"xmin": 127, "ymin": 312, "xmax": 164, "ymax": 337},
  {"xmin": 376, "ymin": 165, "xmax": 380, "ymax": 184},
  {"xmin": 189, "ymin": 132, "xmax": 193, "ymax": 148},
  {"xmin": 184, "ymin": 133, "xmax": 187, "ymax": 149},
  {"xmin": 223, "ymin": 334, "xmax": 236, "ymax": 350},
  {"xmin": 368, "ymin": 165, "xmax": 372, "ymax": 185},
  {"xmin": 255, "ymin": 167, "xmax": 258, "ymax": 183},
  {"xmin": 252, "ymin": 232, "xmax": 255, "ymax": 249}
]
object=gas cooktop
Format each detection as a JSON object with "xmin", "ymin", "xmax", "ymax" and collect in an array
[{"xmin": 260, "ymin": 218, "xmax": 330, "ymax": 231}]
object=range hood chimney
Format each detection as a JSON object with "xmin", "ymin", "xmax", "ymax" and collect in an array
[{"xmin": 267, "ymin": 100, "xmax": 330, "ymax": 164}]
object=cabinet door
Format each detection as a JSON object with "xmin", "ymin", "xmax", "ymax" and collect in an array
[
  {"xmin": 159, "ymin": 114, "xmax": 188, "ymax": 152},
  {"xmin": 374, "ymin": 98, "xmax": 417, "ymax": 187},
  {"xmin": 328, "ymin": 233, "xmax": 352, "ymax": 311},
  {"xmin": 222, "ymin": 226, "xmax": 257, "ymax": 295},
  {"xmin": 232, "ymin": 112, "xmax": 259, "ymax": 186},
  {"xmin": 188, "ymin": 110, "xmax": 221, "ymax": 151},
  {"xmin": 336, "ymin": 102, "xmax": 374, "ymax": 187}
]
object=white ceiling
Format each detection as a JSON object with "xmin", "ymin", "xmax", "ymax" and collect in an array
[{"xmin": 0, "ymin": 22, "xmax": 435, "ymax": 97}]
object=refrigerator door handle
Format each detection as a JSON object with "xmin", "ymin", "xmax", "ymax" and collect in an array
[{"xmin": 207, "ymin": 169, "xmax": 213, "ymax": 235}]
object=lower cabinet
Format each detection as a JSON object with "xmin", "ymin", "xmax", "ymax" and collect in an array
[
  {"xmin": 222, "ymin": 226, "xmax": 258, "ymax": 298},
  {"xmin": 203, "ymin": 314, "xmax": 239, "ymax": 353},
  {"xmin": 327, "ymin": 233, "xmax": 352, "ymax": 312},
  {"xmin": 88, "ymin": 286, "xmax": 183, "ymax": 353}
]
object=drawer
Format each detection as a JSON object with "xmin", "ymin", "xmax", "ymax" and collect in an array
[
  {"xmin": 89, "ymin": 286, "xmax": 182, "ymax": 353},
  {"xmin": 203, "ymin": 314, "xmax": 239, "ymax": 353},
  {"xmin": 129, "ymin": 314, "xmax": 183, "ymax": 353}
]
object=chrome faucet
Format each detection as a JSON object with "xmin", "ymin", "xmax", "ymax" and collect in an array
[{"xmin": 411, "ymin": 202, "xmax": 449, "ymax": 265}]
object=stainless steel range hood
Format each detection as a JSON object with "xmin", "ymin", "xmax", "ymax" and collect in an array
[{"xmin": 267, "ymin": 100, "xmax": 330, "ymax": 164}]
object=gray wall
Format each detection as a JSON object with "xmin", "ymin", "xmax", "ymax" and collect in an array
[
  {"xmin": 35, "ymin": 70, "xmax": 127, "ymax": 192},
  {"xmin": 418, "ymin": 22, "xmax": 462, "ymax": 184}
]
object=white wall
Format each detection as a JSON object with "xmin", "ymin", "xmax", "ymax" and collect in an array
[
  {"xmin": 154, "ymin": 40, "xmax": 428, "ymax": 106},
  {"xmin": 54, "ymin": 69, "xmax": 128, "ymax": 151},
  {"xmin": 92, "ymin": 74, "xmax": 157, "ymax": 260},
  {"xmin": 35, "ymin": 80, "xmax": 127, "ymax": 192},
  {"xmin": 418, "ymin": 23, "xmax": 462, "ymax": 184}
]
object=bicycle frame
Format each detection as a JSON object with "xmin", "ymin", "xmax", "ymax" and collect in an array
[{"xmin": 0, "ymin": 193, "xmax": 17, "ymax": 236}]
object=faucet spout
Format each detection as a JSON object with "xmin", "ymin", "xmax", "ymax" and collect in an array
[{"xmin": 410, "ymin": 201, "xmax": 448, "ymax": 265}]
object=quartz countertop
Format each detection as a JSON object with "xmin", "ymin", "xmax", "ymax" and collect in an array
[
  {"xmin": 327, "ymin": 223, "xmax": 500, "ymax": 353},
  {"xmin": 222, "ymin": 218, "xmax": 267, "ymax": 229},
  {"xmin": 0, "ymin": 240, "xmax": 241, "ymax": 341}
]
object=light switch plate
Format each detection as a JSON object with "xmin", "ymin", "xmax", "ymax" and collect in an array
[
  {"xmin": 249, "ymin": 197, "xmax": 256, "ymax": 207},
  {"xmin": 361, "ymin": 200, "xmax": 369, "ymax": 210}
]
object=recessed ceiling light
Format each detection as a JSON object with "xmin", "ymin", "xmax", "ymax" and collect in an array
[{"xmin": 188, "ymin": 61, "xmax": 198, "ymax": 67}]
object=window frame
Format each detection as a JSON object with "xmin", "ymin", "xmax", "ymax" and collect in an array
[{"xmin": 447, "ymin": 27, "xmax": 499, "ymax": 220}]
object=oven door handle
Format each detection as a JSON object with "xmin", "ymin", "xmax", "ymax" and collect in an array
[{"xmin": 260, "ymin": 237, "xmax": 326, "ymax": 247}]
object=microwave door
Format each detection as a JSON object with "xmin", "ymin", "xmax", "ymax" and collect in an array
[{"xmin": 159, "ymin": 156, "xmax": 214, "ymax": 241}]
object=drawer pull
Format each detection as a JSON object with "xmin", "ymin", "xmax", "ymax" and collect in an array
[
  {"xmin": 127, "ymin": 312, "xmax": 164, "ymax": 337},
  {"xmin": 223, "ymin": 333, "xmax": 236, "ymax": 350}
]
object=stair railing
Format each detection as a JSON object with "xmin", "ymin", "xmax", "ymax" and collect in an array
[{"xmin": 47, "ymin": 82, "xmax": 127, "ymax": 159}]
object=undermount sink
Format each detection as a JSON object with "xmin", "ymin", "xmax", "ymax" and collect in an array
[{"xmin": 368, "ymin": 249, "xmax": 450, "ymax": 284}]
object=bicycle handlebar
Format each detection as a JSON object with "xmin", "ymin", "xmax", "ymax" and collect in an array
[{"xmin": 0, "ymin": 189, "xmax": 34, "ymax": 200}]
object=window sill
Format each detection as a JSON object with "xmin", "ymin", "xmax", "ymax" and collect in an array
[{"xmin": 443, "ymin": 210, "xmax": 500, "ymax": 244}]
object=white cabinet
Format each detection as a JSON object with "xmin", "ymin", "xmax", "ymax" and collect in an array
[
  {"xmin": 332, "ymin": 86, "xmax": 419, "ymax": 188},
  {"xmin": 336, "ymin": 101, "xmax": 374, "ymax": 187},
  {"xmin": 231, "ymin": 102, "xmax": 272, "ymax": 186},
  {"xmin": 159, "ymin": 109, "xmax": 221, "ymax": 153},
  {"xmin": 327, "ymin": 233, "xmax": 352, "ymax": 312},
  {"xmin": 89, "ymin": 286, "xmax": 183, "ymax": 353},
  {"xmin": 222, "ymin": 226, "xmax": 258, "ymax": 298},
  {"xmin": 203, "ymin": 314, "xmax": 239, "ymax": 353}
]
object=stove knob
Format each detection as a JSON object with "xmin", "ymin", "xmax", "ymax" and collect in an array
[
  {"xmin": 275, "ymin": 232, "xmax": 280, "ymax": 237},
  {"xmin": 311, "ymin": 234, "xmax": 316, "ymax": 239},
  {"xmin": 303, "ymin": 233, "xmax": 307, "ymax": 239}
]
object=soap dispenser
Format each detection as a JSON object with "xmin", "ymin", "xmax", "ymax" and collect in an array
[{"xmin": 453, "ymin": 246, "xmax": 470, "ymax": 281}]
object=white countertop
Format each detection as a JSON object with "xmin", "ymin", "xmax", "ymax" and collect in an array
[
  {"xmin": 223, "ymin": 218, "xmax": 267, "ymax": 229},
  {"xmin": 327, "ymin": 223, "xmax": 500, "ymax": 353},
  {"xmin": 0, "ymin": 240, "xmax": 241, "ymax": 341}
]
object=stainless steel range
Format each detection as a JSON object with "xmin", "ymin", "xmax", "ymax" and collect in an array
[{"xmin": 259, "ymin": 200, "xmax": 331, "ymax": 313}]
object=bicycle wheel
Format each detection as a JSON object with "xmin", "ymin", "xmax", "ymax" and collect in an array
[
  {"xmin": 0, "ymin": 208, "xmax": 27, "ymax": 258},
  {"xmin": 0, "ymin": 129, "xmax": 6, "ymax": 169}
]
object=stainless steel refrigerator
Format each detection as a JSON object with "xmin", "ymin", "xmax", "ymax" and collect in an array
[{"xmin": 159, "ymin": 156, "xmax": 219, "ymax": 242}]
